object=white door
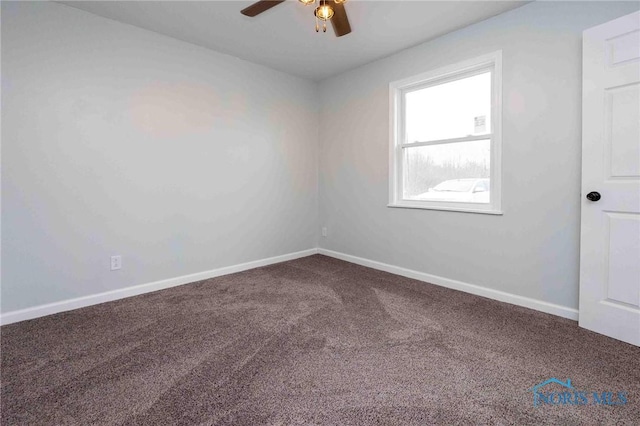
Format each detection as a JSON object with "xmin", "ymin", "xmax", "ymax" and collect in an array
[{"xmin": 580, "ymin": 11, "xmax": 640, "ymax": 346}]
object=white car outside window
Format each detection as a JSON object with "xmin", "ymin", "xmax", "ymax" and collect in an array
[{"xmin": 414, "ymin": 178, "xmax": 490, "ymax": 203}]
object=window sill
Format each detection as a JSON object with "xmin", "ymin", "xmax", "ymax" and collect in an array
[{"xmin": 387, "ymin": 202, "xmax": 503, "ymax": 215}]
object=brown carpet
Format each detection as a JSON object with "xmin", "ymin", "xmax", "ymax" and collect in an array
[{"xmin": 1, "ymin": 255, "xmax": 639, "ymax": 425}]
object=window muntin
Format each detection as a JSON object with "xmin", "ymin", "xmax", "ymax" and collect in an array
[{"xmin": 389, "ymin": 52, "xmax": 502, "ymax": 214}]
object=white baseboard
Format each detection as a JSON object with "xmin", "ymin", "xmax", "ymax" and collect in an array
[
  {"xmin": 0, "ymin": 248, "xmax": 319, "ymax": 326},
  {"xmin": 1, "ymin": 247, "xmax": 579, "ymax": 326},
  {"xmin": 318, "ymin": 248, "xmax": 579, "ymax": 321}
]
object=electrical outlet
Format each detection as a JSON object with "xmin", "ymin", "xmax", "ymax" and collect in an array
[
  {"xmin": 110, "ymin": 255, "xmax": 122, "ymax": 271},
  {"xmin": 322, "ymin": 227, "xmax": 328, "ymax": 237}
]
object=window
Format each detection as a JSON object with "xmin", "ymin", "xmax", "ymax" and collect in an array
[{"xmin": 389, "ymin": 51, "xmax": 502, "ymax": 214}]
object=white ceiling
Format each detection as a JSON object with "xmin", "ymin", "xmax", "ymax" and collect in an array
[{"xmin": 60, "ymin": 1, "xmax": 528, "ymax": 81}]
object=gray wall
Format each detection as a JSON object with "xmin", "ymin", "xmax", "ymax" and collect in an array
[
  {"xmin": 317, "ymin": 1, "xmax": 640, "ymax": 310},
  {"xmin": 1, "ymin": 2, "xmax": 319, "ymax": 312}
]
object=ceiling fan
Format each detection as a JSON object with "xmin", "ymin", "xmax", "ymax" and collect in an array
[{"xmin": 241, "ymin": 0, "xmax": 352, "ymax": 37}]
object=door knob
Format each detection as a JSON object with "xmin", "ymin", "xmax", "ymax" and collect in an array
[{"xmin": 586, "ymin": 191, "xmax": 601, "ymax": 202}]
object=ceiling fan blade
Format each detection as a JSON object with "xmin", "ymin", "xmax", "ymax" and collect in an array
[
  {"xmin": 331, "ymin": 2, "xmax": 351, "ymax": 37},
  {"xmin": 241, "ymin": 0, "xmax": 286, "ymax": 17}
]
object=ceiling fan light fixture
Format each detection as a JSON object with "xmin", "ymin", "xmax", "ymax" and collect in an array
[
  {"xmin": 314, "ymin": 4, "xmax": 334, "ymax": 21},
  {"xmin": 242, "ymin": 0, "xmax": 350, "ymax": 37}
]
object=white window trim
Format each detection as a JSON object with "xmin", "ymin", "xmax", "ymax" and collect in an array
[{"xmin": 388, "ymin": 51, "xmax": 503, "ymax": 215}]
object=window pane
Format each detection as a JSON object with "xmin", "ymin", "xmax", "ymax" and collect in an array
[
  {"xmin": 404, "ymin": 72, "xmax": 491, "ymax": 143},
  {"xmin": 403, "ymin": 140, "xmax": 491, "ymax": 203}
]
